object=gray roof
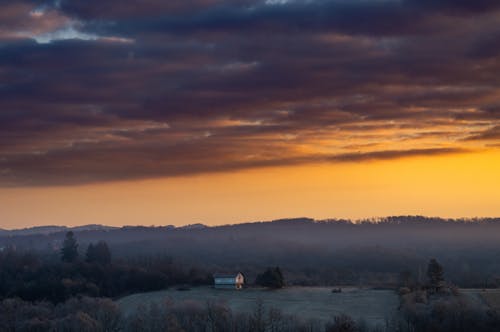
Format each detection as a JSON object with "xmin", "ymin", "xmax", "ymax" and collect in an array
[{"xmin": 213, "ymin": 273, "xmax": 241, "ymax": 278}]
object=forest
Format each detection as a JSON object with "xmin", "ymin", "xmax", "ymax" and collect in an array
[
  {"xmin": 2, "ymin": 216, "xmax": 500, "ymax": 288},
  {"xmin": 2, "ymin": 216, "xmax": 500, "ymax": 331}
]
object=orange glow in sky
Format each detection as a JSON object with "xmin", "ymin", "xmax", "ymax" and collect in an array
[
  {"xmin": 1, "ymin": 0, "xmax": 500, "ymax": 229},
  {"xmin": 0, "ymin": 149, "xmax": 498, "ymax": 229}
]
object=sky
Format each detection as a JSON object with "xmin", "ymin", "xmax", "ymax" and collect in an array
[{"xmin": 0, "ymin": 0, "xmax": 499, "ymax": 228}]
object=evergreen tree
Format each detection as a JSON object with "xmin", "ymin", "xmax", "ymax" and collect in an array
[
  {"xmin": 255, "ymin": 267, "xmax": 285, "ymax": 288},
  {"xmin": 61, "ymin": 231, "xmax": 79, "ymax": 263},
  {"xmin": 86, "ymin": 243, "xmax": 95, "ymax": 262},
  {"xmin": 427, "ymin": 258, "xmax": 444, "ymax": 292}
]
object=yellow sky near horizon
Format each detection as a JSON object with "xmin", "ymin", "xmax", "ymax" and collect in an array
[{"xmin": 0, "ymin": 149, "xmax": 498, "ymax": 229}]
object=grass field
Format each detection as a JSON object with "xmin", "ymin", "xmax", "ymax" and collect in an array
[
  {"xmin": 117, "ymin": 287, "xmax": 398, "ymax": 326},
  {"xmin": 474, "ymin": 289, "xmax": 500, "ymax": 312},
  {"xmin": 460, "ymin": 289, "xmax": 500, "ymax": 312}
]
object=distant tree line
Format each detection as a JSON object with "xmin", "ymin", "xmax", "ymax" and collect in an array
[{"xmin": 3, "ymin": 216, "xmax": 500, "ymax": 289}]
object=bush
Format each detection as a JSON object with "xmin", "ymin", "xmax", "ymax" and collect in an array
[{"xmin": 255, "ymin": 267, "xmax": 285, "ymax": 289}]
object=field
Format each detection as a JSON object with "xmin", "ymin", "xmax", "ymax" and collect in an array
[
  {"xmin": 117, "ymin": 287, "xmax": 399, "ymax": 326},
  {"xmin": 469, "ymin": 289, "xmax": 500, "ymax": 312}
]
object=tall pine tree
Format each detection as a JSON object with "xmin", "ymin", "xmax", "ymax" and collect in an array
[
  {"xmin": 427, "ymin": 258, "xmax": 444, "ymax": 292},
  {"xmin": 61, "ymin": 231, "xmax": 79, "ymax": 263}
]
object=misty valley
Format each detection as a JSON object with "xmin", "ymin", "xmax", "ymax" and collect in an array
[{"xmin": 1, "ymin": 216, "xmax": 500, "ymax": 331}]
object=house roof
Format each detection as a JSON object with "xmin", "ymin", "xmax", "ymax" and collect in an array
[{"xmin": 213, "ymin": 273, "xmax": 242, "ymax": 279}]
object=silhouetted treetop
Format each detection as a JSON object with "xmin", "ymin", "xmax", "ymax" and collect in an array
[
  {"xmin": 256, "ymin": 267, "xmax": 285, "ymax": 288},
  {"xmin": 61, "ymin": 231, "xmax": 78, "ymax": 263},
  {"xmin": 427, "ymin": 258, "xmax": 445, "ymax": 292}
]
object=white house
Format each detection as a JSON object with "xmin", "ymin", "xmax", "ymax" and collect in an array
[{"xmin": 213, "ymin": 272, "xmax": 244, "ymax": 289}]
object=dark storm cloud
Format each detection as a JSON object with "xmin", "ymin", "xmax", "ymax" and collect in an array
[
  {"xmin": 407, "ymin": 0, "xmax": 500, "ymax": 14},
  {"xmin": 55, "ymin": 0, "xmax": 500, "ymax": 38},
  {"xmin": 0, "ymin": 0, "xmax": 498, "ymax": 186},
  {"xmin": 69, "ymin": 2, "xmax": 432, "ymax": 38}
]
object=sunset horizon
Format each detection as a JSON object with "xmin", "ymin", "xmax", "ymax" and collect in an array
[
  {"xmin": 1, "ymin": 1, "xmax": 499, "ymax": 230},
  {"xmin": 1, "ymin": 148, "xmax": 498, "ymax": 229}
]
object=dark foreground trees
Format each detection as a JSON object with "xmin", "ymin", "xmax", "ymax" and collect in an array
[
  {"xmin": 398, "ymin": 291, "xmax": 500, "ymax": 332},
  {"xmin": 0, "ymin": 297, "xmax": 121, "ymax": 332},
  {"xmin": 325, "ymin": 314, "xmax": 358, "ymax": 332},
  {"xmin": 118, "ymin": 299, "xmax": 368, "ymax": 332},
  {"xmin": 5, "ymin": 295, "xmax": 500, "ymax": 332}
]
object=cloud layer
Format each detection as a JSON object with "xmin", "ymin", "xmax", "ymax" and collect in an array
[{"xmin": 0, "ymin": 0, "xmax": 499, "ymax": 186}]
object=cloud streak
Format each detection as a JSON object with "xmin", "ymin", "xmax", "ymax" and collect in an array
[{"xmin": 0, "ymin": 0, "xmax": 498, "ymax": 186}]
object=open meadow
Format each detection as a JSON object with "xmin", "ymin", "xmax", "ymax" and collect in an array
[
  {"xmin": 480, "ymin": 290, "xmax": 500, "ymax": 312},
  {"xmin": 461, "ymin": 289, "xmax": 500, "ymax": 312},
  {"xmin": 117, "ymin": 286, "xmax": 399, "ymax": 327}
]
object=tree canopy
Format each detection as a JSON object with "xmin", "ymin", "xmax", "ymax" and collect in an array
[
  {"xmin": 255, "ymin": 267, "xmax": 285, "ymax": 289},
  {"xmin": 86, "ymin": 241, "xmax": 111, "ymax": 265}
]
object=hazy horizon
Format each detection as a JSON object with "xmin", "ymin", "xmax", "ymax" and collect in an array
[{"xmin": 2, "ymin": 211, "xmax": 499, "ymax": 231}]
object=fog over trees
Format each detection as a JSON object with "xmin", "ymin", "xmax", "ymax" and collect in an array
[
  {"xmin": 1, "ymin": 216, "xmax": 500, "ymax": 331},
  {"xmin": 2, "ymin": 216, "xmax": 500, "ymax": 288}
]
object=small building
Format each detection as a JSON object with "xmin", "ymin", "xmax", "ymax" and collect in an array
[{"xmin": 213, "ymin": 272, "xmax": 244, "ymax": 289}]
